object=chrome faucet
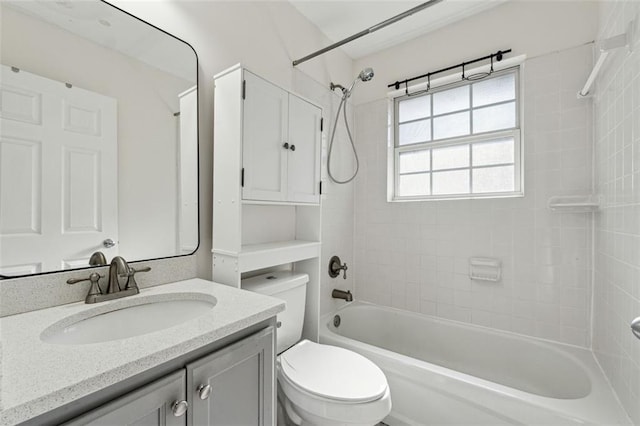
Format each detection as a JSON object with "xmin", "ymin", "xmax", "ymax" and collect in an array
[
  {"xmin": 332, "ymin": 289, "xmax": 353, "ymax": 302},
  {"xmin": 67, "ymin": 256, "xmax": 150, "ymax": 304}
]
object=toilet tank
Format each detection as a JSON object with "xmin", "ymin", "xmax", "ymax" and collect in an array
[{"xmin": 241, "ymin": 271, "xmax": 308, "ymax": 354}]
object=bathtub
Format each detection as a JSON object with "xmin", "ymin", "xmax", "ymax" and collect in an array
[{"xmin": 319, "ymin": 302, "xmax": 630, "ymax": 425}]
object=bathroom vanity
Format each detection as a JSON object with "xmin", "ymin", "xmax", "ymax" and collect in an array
[{"xmin": 0, "ymin": 279, "xmax": 284, "ymax": 425}]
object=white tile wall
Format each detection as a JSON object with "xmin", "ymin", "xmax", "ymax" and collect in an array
[
  {"xmin": 592, "ymin": 1, "xmax": 640, "ymax": 423},
  {"xmin": 353, "ymin": 44, "xmax": 594, "ymax": 347},
  {"xmin": 293, "ymin": 70, "xmax": 356, "ymax": 316}
]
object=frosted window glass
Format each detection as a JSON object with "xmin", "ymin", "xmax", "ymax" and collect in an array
[
  {"xmin": 398, "ymin": 173, "xmax": 430, "ymax": 196},
  {"xmin": 472, "ymin": 73, "xmax": 516, "ymax": 107},
  {"xmin": 399, "ymin": 119, "xmax": 431, "ymax": 145},
  {"xmin": 432, "ymin": 144, "xmax": 469, "ymax": 170},
  {"xmin": 432, "ymin": 170, "xmax": 470, "ymax": 195},
  {"xmin": 473, "ymin": 102, "xmax": 516, "ymax": 133},
  {"xmin": 433, "ymin": 86, "xmax": 469, "ymax": 115},
  {"xmin": 433, "ymin": 112, "xmax": 470, "ymax": 140},
  {"xmin": 473, "ymin": 166, "xmax": 515, "ymax": 193},
  {"xmin": 472, "ymin": 138, "xmax": 514, "ymax": 166},
  {"xmin": 399, "ymin": 96, "xmax": 431, "ymax": 122},
  {"xmin": 399, "ymin": 150, "xmax": 430, "ymax": 173}
]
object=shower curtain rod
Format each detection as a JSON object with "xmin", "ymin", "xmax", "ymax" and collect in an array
[
  {"xmin": 292, "ymin": 0, "xmax": 444, "ymax": 67},
  {"xmin": 388, "ymin": 49, "xmax": 512, "ymax": 91}
]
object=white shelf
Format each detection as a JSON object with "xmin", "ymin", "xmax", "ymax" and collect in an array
[
  {"xmin": 548, "ymin": 195, "xmax": 600, "ymax": 213},
  {"xmin": 239, "ymin": 240, "xmax": 320, "ymax": 272}
]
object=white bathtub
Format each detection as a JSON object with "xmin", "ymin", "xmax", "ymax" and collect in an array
[{"xmin": 319, "ymin": 302, "xmax": 630, "ymax": 425}]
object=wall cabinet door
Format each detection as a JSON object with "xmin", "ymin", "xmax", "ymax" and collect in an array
[
  {"xmin": 242, "ymin": 71, "xmax": 289, "ymax": 202},
  {"xmin": 241, "ymin": 71, "xmax": 321, "ymax": 204},
  {"xmin": 63, "ymin": 371, "xmax": 187, "ymax": 426},
  {"xmin": 287, "ymin": 95, "xmax": 322, "ymax": 204},
  {"xmin": 187, "ymin": 327, "xmax": 275, "ymax": 426}
]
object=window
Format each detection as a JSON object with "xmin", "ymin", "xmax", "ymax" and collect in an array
[{"xmin": 391, "ymin": 68, "xmax": 522, "ymax": 201}]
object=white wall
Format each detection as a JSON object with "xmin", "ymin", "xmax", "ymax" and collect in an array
[
  {"xmin": 111, "ymin": 0, "xmax": 355, "ymax": 280},
  {"xmin": 353, "ymin": 0, "xmax": 598, "ymax": 105},
  {"xmin": 352, "ymin": 1, "xmax": 598, "ymax": 347},
  {"xmin": 1, "ymin": 6, "xmax": 193, "ymax": 260},
  {"xmin": 592, "ymin": 1, "xmax": 640, "ymax": 423}
]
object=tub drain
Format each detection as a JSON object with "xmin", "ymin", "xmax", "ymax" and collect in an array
[{"xmin": 333, "ymin": 315, "xmax": 341, "ymax": 328}]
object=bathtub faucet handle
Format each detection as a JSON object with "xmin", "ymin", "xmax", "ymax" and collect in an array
[{"xmin": 328, "ymin": 255, "xmax": 348, "ymax": 279}]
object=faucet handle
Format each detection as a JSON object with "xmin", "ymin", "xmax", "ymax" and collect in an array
[
  {"xmin": 67, "ymin": 272, "xmax": 104, "ymax": 302},
  {"xmin": 67, "ymin": 272, "xmax": 103, "ymax": 285},
  {"xmin": 120, "ymin": 266, "xmax": 151, "ymax": 291}
]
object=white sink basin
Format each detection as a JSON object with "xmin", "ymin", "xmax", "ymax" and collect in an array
[{"xmin": 41, "ymin": 294, "xmax": 216, "ymax": 345}]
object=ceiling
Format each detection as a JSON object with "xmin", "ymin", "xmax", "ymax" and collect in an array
[
  {"xmin": 4, "ymin": 0, "xmax": 196, "ymax": 83},
  {"xmin": 289, "ymin": 0, "xmax": 510, "ymax": 59}
]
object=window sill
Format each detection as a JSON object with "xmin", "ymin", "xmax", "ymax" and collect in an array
[{"xmin": 388, "ymin": 191, "xmax": 525, "ymax": 203}]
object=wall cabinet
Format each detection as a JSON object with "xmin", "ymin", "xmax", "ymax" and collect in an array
[
  {"xmin": 216, "ymin": 67, "xmax": 322, "ymax": 205},
  {"xmin": 64, "ymin": 327, "xmax": 274, "ymax": 426},
  {"xmin": 213, "ymin": 64, "xmax": 322, "ymax": 342}
]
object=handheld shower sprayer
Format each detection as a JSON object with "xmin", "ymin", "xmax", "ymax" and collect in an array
[{"xmin": 327, "ymin": 68, "xmax": 374, "ymax": 184}]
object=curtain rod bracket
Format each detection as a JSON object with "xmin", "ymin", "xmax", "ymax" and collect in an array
[{"xmin": 578, "ymin": 20, "xmax": 634, "ymax": 98}]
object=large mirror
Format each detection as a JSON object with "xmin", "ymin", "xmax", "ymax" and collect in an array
[{"xmin": 0, "ymin": 0, "xmax": 199, "ymax": 278}]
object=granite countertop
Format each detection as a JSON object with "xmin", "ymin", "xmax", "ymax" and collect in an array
[{"xmin": 0, "ymin": 279, "xmax": 285, "ymax": 425}]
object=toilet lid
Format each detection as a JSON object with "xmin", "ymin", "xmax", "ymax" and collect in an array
[{"xmin": 279, "ymin": 340, "xmax": 388, "ymax": 403}]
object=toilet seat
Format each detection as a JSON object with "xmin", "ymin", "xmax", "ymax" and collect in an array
[
  {"xmin": 277, "ymin": 340, "xmax": 392, "ymax": 426},
  {"xmin": 279, "ymin": 340, "xmax": 387, "ymax": 403}
]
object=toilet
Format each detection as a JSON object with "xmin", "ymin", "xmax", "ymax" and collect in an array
[{"xmin": 242, "ymin": 271, "xmax": 392, "ymax": 426}]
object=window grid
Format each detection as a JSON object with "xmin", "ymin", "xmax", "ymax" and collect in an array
[{"xmin": 392, "ymin": 68, "xmax": 522, "ymax": 201}]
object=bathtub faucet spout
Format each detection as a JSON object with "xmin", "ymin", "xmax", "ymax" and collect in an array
[{"xmin": 332, "ymin": 289, "xmax": 353, "ymax": 302}]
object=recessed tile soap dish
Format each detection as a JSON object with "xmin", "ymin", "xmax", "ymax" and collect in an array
[{"xmin": 469, "ymin": 257, "xmax": 501, "ymax": 282}]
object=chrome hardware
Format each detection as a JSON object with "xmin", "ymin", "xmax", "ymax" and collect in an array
[
  {"xmin": 103, "ymin": 238, "xmax": 116, "ymax": 248},
  {"xmin": 632, "ymin": 317, "xmax": 640, "ymax": 340},
  {"xmin": 290, "ymin": 144, "xmax": 296, "ymax": 151},
  {"xmin": 328, "ymin": 255, "xmax": 348, "ymax": 279},
  {"xmin": 197, "ymin": 384, "xmax": 212, "ymax": 400},
  {"xmin": 67, "ymin": 272, "xmax": 103, "ymax": 304},
  {"xmin": 171, "ymin": 400, "xmax": 188, "ymax": 417},
  {"xmin": 89, "ymin": 251, "xmax": 107, "ymax": 266},
  {"xmin": 283, "ymin": 142, "xmax": 289, "ymax": 149},
  {"xmin": 332, "ymin": 289, "xmax": 353, "ymax": 302},
  {"xmin": 333, "ymin": 315, "xmax": 341, "ymax": 327}
]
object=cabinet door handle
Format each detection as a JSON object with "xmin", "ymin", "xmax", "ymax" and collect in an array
[
  {"xmin": 283, "ymin": 142, "xmax": 289, "ymax": 149},
  {"xmin": 197, "ymin": 384, "xmax": 212, "ymax": 400},
  {"xmin": 171, "ymin": 400, "xmax": 188, "ymax": 417},
  {"xmin": 290, "ymin": 144, "xmax": 296, "ymax": 151}
]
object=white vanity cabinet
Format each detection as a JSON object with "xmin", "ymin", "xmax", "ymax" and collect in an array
[
  {"xmin": 63, "ymin": 327, "xmax": 275, "ymax": 426},
  {"xmin": 216, "ymin": 66, "xmax": 322, "ymax": 205}
]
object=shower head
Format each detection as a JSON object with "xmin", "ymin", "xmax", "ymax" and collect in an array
[{"xmin": 359, "ymin": 67, "xmax": 374, "ymax": 82}]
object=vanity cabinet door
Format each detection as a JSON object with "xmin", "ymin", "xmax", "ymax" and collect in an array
[
  {"xmin": 287, "ymin": 94, "xmax": 322, "ymax": 204},
  {"xmin": 242, "ymin": 71, "xmax": 289, "ymax": 203},
  {"xmin": 187, "ymin": 327, "xmax": 275, "ymax": 426},
  {"xmin": 63, "ymin": 370, "xmax": 187, "ymax": 426}
]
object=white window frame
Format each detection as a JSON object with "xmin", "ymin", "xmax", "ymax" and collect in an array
[{"xmin": 388, "ymin": 66, "xmax": 524, "ymax": 202}]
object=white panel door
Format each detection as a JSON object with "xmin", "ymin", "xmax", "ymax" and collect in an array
[
  {"xmin": 0, "ymin": 65, "xmax": 117, "ymax": 275},
  {"xmin": 287, "ymin": 95, "xmax": 321, "ymax": 204},
  {"xmin": 242, "ymin": 71, "xmax": 288, "ymax": 202}
]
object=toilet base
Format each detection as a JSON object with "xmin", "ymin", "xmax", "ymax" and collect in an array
[{"xmin": 277, "ymin": 383, "xmax": 390, "ymax": 426}]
